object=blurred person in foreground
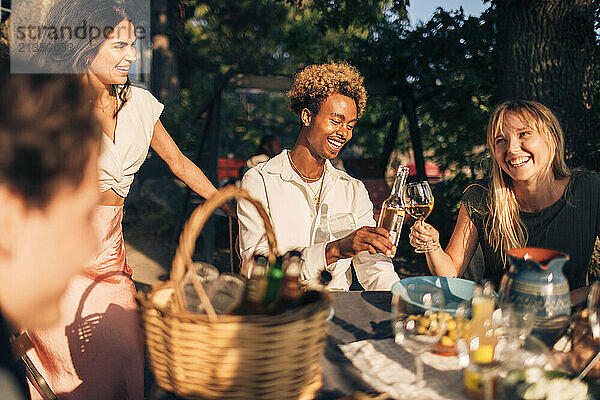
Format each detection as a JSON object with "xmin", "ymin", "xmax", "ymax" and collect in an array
[
  {"xmin": 238, "ymin": 61, "xmax": 400, "ymax": 290},
  {"xmin": 410, "ymin": 100, "xmax": 600, "ymax": 291},
  {"xmin": 27, "ymin": 0, "xmax": 232, "ymax": 398},
  {"xmin": 0, "ymin": 74, "xmax": 100, "ymax": 399}
]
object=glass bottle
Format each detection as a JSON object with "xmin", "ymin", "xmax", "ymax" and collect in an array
[
  {"xmin": 181, "ymin": 262, "xmax": 219, "ymax": 313},
  {"xmin": 269, "ymin": 250, "xmax": 302, "ymax": 314},
  {"xmin": 377, "ymin": 165, "xmax": 410, "ymax": 257},
  {"xmin": 299, "ymin": 269, "xmax": 331, "ymax": 306},
  {"xmin": 262, "ymin": 255, "xmax": 284, "ymax": 309},
  {"xmin": 465, "ymin": 283, "xmax": 499, "ymax": 400},
  {"xmin": 208, "ymin": 273, "xmax": 246, "ymax": 315},
  {"xmin": 236, "ymin": 254, "xmax": 268, "ymax": 315},
  {"xmin": 468, "ymin": 284, "xmax": 497, "ymax": 362}
]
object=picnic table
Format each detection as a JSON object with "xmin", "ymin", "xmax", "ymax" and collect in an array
[
  {"xmin": 148, "ymin": 288, "xmax": 590, "ymax": 400},
  {"xmin": 148, "ymin": 291, "xmax": 466, "ymax": 400}
]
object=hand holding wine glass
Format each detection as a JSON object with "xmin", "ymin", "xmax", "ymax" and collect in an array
[{"xmin": 404, "ymin": 181, "xmax": 435, "ymax": 253}]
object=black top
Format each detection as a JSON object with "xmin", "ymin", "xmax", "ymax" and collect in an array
[
  {"xmin": 461, "ymin": 170, "xmax": 600, "ymax": 289},
  {"xmin": 0, "ymin": 312, "xmax": 29, "ymax": 399}
]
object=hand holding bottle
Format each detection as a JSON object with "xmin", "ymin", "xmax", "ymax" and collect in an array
[{"xmin": 377, "ymin": 166, "xmax": 409, "ymax": 256}]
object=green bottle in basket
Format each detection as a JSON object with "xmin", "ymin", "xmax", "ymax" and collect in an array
[
  {"xmin": 263, "ymin": 255, "xmax": 284, "ymax": 309},
  {"xmin": 269, "ymin": 250, "xmax": 303, "ymax": 314}
]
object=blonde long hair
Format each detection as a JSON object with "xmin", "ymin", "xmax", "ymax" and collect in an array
[{"xmin": 485, "ymin": 100, "xmax": 571, "ymax": 262}]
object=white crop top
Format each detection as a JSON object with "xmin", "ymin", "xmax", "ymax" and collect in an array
[{"xmin": 98, "ymin": 86, "xmax": 164, "ymax": 197}]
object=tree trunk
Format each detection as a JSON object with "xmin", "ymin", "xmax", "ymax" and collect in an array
[
  {"xmin": 151, "ymin": 0, "xmax": 180, "ymax": 101},
  {"xmin": 495, "ymin": 0, "xmax": 596, "ymax": 168},
  {"xmin": 404, "ymin": 87, "xmax": 427, "ymax": 181},
  {"xmin": 379, "ymin": 98, "xmax": 403, "ymax": 173}
]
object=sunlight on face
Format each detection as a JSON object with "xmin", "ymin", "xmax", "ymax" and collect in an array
[
  {"xmin": 1, "ymin": 150, "xmax": 100, "ymax": 329},
  {"xmin": 305, "ymin": 93, "xmax": 358, "ymax": 160},
  {"xmin": 493, "ymin": 113, "xmax": 552, "ymax": 185},
  {"xmin": 88, "ymin": 19, "xmax": 136, "ymax": 85}
]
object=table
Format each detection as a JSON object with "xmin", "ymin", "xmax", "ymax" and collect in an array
[
  {"xmin": 318, "ymin": 291, "xmax": 394, "ymax": 399},
  {"xmin": 148, "ymin": 291, "xmax": 394, "ymax": 400},
  {"xmin": 147, "ymin": 288, "xmax": 589, "ymax": 399}
]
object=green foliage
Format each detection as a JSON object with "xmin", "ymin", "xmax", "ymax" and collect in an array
[
  {"xmin": 165, "ymin": 1, "xmax": 598, "ymax": 267},
  {"xmin": 220, "ymin": 90, "xmax": 299, "ymax": 160},
  {"xmin": 0, "ymin": 18, "xmax": 8, "ymax": 67},
  {"xmin": 161, "ymin": 88, "xmax": 206, "ymax": 151},
  {"xmin": 590, "ymin": 238, "xmax": 600, "ymax": 282},
  {"xmin": 180, "ymin": 0, "xmax": 290, "ymax": 75},
  {"xmin": 166, "ymin": 1, "xmax": 499, "ymax": 248},
  {"xmin": 170, "ymin": 0, "xmax": 411, "ymax": 159},
  {"xmin": 402, "ymin": 8, "xmax": 496, "ymax": 179}
]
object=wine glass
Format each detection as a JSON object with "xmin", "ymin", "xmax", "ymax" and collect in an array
[
  {"xmin": 394, "ymin": 284, "xmax": 447, "ymax": 386},
  {"xmin": 572, "ymin": 281, "xmax": 600, "ymax": 379},
  {"xmin": 587, "ymin": 281, "xmax": 600, "ymax": 340},
  {"xmin": 404, "ymin": 181, "xmax": 435, "ymax": 253}
]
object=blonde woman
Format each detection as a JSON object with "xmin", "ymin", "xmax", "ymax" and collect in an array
[{"xmin": 410, "ymin": 100, "xmax": 600, "ymax": 289}]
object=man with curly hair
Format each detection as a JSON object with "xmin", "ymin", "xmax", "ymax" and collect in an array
[{"xmin": 238, "ymin": 62, "xmax": 400, "ymax": 290}]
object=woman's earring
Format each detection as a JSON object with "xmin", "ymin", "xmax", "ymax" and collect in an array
[{"xmin": 85, "ymin": 59, "xmax": 90, "ymax": 65}]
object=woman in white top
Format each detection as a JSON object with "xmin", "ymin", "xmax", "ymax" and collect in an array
[{"xmin": 28, "ymin": 1, "xmax": 232, "ymax": 398}]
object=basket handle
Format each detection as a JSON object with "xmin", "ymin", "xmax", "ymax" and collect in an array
[{"xmin": 171, "ymin": 185, "xmax": 278, "ymax": 312}]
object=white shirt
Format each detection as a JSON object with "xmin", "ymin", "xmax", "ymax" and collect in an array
[
  {"xmin": 97, "ymin": 86, "xmax": 164, "ymax": 197},
  {"xmin": 238, "ymin": 150, "xmax": 399, "ymax": 291}
]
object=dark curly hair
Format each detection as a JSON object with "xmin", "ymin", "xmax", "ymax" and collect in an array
[
  {"xmin": 0, "ymin": 74, "xmax": 101, "ymax": 208},
  {"xmin": 287, "ymin": 61, "xmax": 367, "ymax": 118}
]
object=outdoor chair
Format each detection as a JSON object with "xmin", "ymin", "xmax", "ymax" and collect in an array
[{"xmin": 10, "ymin": 331, "xmax": 57, "ymax": 400}]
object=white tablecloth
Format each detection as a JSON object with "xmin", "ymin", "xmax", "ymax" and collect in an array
[{"xmin": 339, "ymin": 338, "xmax": 465, "ymax": 400}]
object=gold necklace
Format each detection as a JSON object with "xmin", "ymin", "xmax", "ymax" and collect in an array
[
  {"xmin": 93, "ymin": 95, "xmax": 116, "ymax": 112},
  {"xmin": 305, "ymin": 172, "xmax": 325, "ymax": 207},
  {"xmin": 287, "ymin": 151, "xmax": 324, "ymax": 183}
]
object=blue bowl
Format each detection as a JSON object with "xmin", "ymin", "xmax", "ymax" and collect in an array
[{"xmin": 391, "ymin": 276, "xmax": 476, "ymax": 316}]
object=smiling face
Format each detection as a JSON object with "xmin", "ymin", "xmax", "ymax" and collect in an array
[
  {"xmin": 88, "ymin": 19, "xmax": 136, "ymax": 85},
  {"xmin": 493, "ymin": 112, "xmax": 554, "ymax": 184},
  {"xmin": 302, "ymin": 93, "xmax": 357, "ymax": 160}
]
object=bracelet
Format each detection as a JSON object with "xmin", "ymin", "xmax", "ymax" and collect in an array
[{"xmin": 426, "ymin": 243, "xmax": 441, "ymax": 252}]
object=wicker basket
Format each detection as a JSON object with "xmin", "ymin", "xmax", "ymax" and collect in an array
[{"xmin": 137, "ymin": 185, "xmax": 330, "ymax": 400}]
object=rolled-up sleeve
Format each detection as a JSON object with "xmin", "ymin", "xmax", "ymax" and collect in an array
[
  {"xmin": 352, "ymin": 181, "xmax": 400, "ymax": 290},
  {"xmin": 299, "ymin": 241, "xmax": 328, "ymax": 283}
]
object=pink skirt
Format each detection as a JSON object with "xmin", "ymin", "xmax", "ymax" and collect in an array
[{"xmin": 27, "ymin": 206, "xmax": 144, "ymax": 400}]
